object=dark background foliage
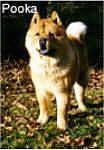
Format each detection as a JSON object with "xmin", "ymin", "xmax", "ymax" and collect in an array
[{"xmin": 1, "ymin": 1, "xmax": 103, "ymax": 67}]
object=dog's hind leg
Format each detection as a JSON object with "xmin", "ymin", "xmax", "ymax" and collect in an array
[{"xmin": 73, "ymin": 81, "xmax": 87, "ymax": 112}]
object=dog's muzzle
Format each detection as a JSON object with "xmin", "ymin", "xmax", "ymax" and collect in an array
[
  {"xmin": 39, "ymin": 38, "xmax": 49, "ymax": 54},
  {"xmin": 39, "ymin": 37, "xmax": 56, "ymax": 57}
]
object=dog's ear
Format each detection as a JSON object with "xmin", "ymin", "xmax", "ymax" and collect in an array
[
  {"xmin": 31, "ymin": 12, "xmax": 40, "ymax": 24},
  {"xmin": 51, "ymin": 11, "xmax": 62, "ymax": 26}
]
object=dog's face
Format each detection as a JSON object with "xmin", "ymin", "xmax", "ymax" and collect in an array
[{"xmin": 27, "ymin": 11, "xmax": 66, "ymax": 55}]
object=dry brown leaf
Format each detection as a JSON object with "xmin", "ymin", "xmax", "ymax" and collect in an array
[
  {"xmin": 16, "ymin": 102, "xmax": 27, "ymax": 110},
  {"xmin": 5, "ymin": 126, "xmax": 13, "ymax": 131}
]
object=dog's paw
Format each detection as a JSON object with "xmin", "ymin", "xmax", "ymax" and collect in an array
[
  {"xmin": 37, "ymin": 115, "xmax": 48, "ymax": 125},
  {"xmin": 57, "ymin": 120, "xmax": 67, "ymax": 131},
  {"xmin": 78, "ymin": 105, "xmax": 87, "ymax": 112}
]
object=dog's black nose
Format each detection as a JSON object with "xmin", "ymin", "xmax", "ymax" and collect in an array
[{"xmin": 39, "ymin": 38, "xmax": 47, "ymax": 50}]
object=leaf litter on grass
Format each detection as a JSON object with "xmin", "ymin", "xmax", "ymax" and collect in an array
[{"xmin": 0, "ymin": 59, "xmax": 104, "ymax": 149}]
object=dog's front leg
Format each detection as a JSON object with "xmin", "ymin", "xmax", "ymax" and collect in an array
[
  {"xmin": 36, "ymin": 91, "xmax": 49, "ymax": 125},
  {"xmin": 31, "ymin": 71, "xmax": 49, "ymax": 125},
  {"xmin": 56, "ymin": 92, "xmax": 69, "ymax": 130}
]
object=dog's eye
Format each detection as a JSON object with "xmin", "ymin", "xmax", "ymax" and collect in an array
[{"xmin": 35, "ymin": 33, "xmax": 40, "ymax": 36}]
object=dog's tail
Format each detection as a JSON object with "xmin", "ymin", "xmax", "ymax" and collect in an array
[{"xmin": 66, "ymin": 21, "xmax": 87, "ymax": 43}]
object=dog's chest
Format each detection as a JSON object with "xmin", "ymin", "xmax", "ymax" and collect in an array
[
  {"xmin": 30, "ymin": 58, "xmax": 73, "ymax": 92},
  {"xmin": 30, "ymin": 57, "xmax": 71, "ymax": 80}
]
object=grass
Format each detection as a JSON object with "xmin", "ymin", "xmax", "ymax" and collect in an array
[{"xmin": 0, "ymin": 60, "xmax": 104, "ymax": 149}]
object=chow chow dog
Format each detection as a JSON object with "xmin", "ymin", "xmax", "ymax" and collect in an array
[{"xmin": 25, "ymin": 11, "xmax": 88, "ymax": 130}]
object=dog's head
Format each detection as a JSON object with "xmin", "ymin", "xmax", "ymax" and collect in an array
[{"xmin": 26, "ymin": 11, "xmax": 66, "ymax": 56}]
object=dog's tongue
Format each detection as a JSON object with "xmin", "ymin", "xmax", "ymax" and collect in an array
[{"xmin": 40, "ymin": 49, "xmax": 49, "ymax": 54}]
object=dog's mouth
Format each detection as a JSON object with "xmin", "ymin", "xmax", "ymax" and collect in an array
[
  {"xmin": 40, "ymin": 48, "xmax": 49, "ymax": 54},
  {"xmin": 37, "ymin": 38, "xmax": 56, "ymax": 56},
  {"xmin": 39, "ymin": 38, "xmax": 55, "ymax": 56},
  {"xmin": 39, "ymin": 38, "xmax": 49, "ymax": 54},
  {"xmin": 38, "ymin": 47, "xmax": 56, "ymax": 57},
  {"xmin": 39, "ymin": 48, "xmax": 56, "ymax": 57}
]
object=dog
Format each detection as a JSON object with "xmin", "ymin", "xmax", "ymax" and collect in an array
[{"xmin": 25, "ymin": 11, "xmax": 88, "ymax": 130}]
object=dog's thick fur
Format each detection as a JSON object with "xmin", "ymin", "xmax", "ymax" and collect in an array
[{"xmin": 25, "ymin": 11, "xmax": 88, "ymax": 130}]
